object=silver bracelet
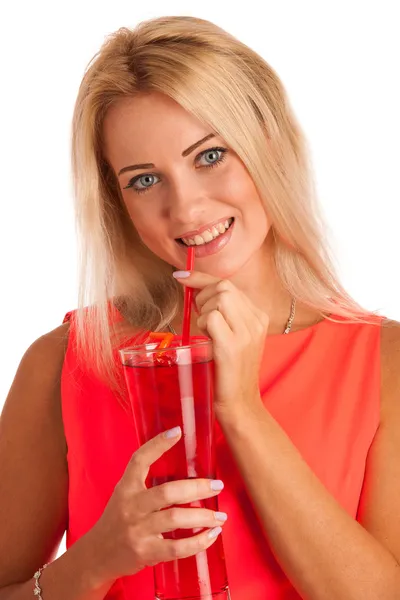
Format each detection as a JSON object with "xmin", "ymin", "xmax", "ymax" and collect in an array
[{"xmin": 33, "ymin": 563, "xmax": 48, "ymax": 598}]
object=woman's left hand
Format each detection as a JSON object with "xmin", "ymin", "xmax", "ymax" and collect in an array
[{"xmin": 174, "ymin": 270, "xmax": 270, "ymax": 419}]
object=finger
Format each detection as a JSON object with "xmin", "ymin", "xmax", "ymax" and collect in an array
[
  {"xmin": 148, "ymin": 507, "xmax": 228, "ymax": 534},
  {"xmin": 199, "ymin": 282, "xmax": 268, "ymax": 336},
  {"xmin": 161, "ymin": 525, "xmax": 224, "ymax": 561},
  {"xmin": 122, "ymin": 427, "xmax": 182, "ymax": 492},
  {"xmin": 195, "ymin": 279, "xmax": 245, "ymax": 321},
  {"xmin": 193, "ymin": 281, "xmax": 221, "ymax": 311},
  {"xmin": 193, "ymin": 279, "xmax": 240, "ymax": 316},
  {"xmin": 197, "ymin": 308, "xmax": 234, "ymax": 340},
  {"xmin": 197, "ymin": 309, "xmax": 236, "ymax": 345},
  {"xmin": 173, "ymin": 270, "xmax": 220, "ymax": 290},
  {"xmin": 200, "ymin": 294, "xmax": 249, "ymax": 335},
  {"xmin": 138, "ymin": 478, "xmax": 224, "ymax": 513}
]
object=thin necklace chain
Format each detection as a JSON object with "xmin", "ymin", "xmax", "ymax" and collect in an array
[{"xmin": 168, "ymin": 298, "xmax": 297, "ymax": 336}]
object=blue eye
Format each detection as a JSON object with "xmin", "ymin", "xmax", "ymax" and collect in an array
[
  {"xmin": 127, "ymin": 172, "xmax": 159, "ymax": 194},
  {"xmin": 123, "ymin": 147, "xmax": 228, "ymax": 195},
  {"xmin": 199, "ymin": 148, "xmax": 227, "ymax": 167}
]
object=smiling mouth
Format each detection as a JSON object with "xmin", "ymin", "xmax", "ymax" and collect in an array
[{"xmin": 176, "ymin": 217, "xmax": 234, "ymax": 247}]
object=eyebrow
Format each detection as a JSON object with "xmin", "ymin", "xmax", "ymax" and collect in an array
[{"xmin": 117, "ymin": 133, "xmax": 216, "ymax": 176}]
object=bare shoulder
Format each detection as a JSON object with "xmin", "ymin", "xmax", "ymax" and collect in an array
[
  {"xmin": 0, "ymin": 321, "xmax": 71, "ymax": 586},
  {"xmin": 6, "ymin": 321, "xmax": 71, "ymax": 424},
  {"xmin": 3, "ymin": 320, "xmax": 71, "ymax": 415},
  {"xmin": 380, "ymin": 317, "xmax": 400, "ymax": 357},
  {"xmin": 24, "ymin": 320, "xmax": 71, "ymax": 364},
  {"xmin": 380, "ymin": 318, "xmax": 400, "ymax": 420}
]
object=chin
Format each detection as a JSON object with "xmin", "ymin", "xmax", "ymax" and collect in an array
[{"xmin": 194, "ymin": 257, "xmax": 243, "ymax": 280}]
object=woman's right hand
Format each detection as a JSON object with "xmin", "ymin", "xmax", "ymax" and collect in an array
[{"xmin": 85, "ymin": 426, "xmax": 227, "ymax": 584}]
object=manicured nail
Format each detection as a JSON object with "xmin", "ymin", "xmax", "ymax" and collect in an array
[
  {"xmin": 173, "ymin": 271, "xmax": 191, "ymax": 278},
  {"xmin": 208, "ymin": 526, "xmax": 222, "ymax": 539},
  {"xmin": 211, "ymin": 480, "xmax": 224, "ymax": 491},
  {"xmin": 215, "ymin": 512, "xmax": 228, "ymax": 522},
  {"xmin": 164, "ymin": 426, "xmax": 181, "ymax": 439}
]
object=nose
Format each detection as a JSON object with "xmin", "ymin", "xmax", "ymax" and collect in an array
[{"xmin": 166, "ymin": 179, "xmax": 207, "ymax": 226}]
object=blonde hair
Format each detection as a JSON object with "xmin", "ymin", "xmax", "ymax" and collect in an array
[{"xmin": 70, "ymin": 15, "xmax": 383, "ymax": 398}]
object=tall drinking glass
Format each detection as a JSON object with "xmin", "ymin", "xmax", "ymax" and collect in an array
[{"xmin": 119, "ymin": 335, "xmax": 230, "ymax": 600}]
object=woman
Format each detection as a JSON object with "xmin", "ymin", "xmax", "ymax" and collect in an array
[{"xmin": 0, "ymin": 14, "xmax": 399, "ymax": 600}]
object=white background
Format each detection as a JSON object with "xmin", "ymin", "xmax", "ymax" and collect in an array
[{"xmin": 0, "ymin": 1, "xmax": 399, "ymax": 559}]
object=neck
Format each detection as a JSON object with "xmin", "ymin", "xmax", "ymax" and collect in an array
[{"xmin": 226, "ymin": 239, "xmax": 293, "ymax": 334}]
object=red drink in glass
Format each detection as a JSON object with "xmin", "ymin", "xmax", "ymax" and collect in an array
[{"xmin": 120, "ymin": 336, "xmax": 230, "ymax": 600}]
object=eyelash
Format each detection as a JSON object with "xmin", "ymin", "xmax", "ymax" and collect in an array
[{"xmin": 123, "ymin": 146, "xmax": 229, "ymax": 195}]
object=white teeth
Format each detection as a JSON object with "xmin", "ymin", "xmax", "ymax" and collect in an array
[
  {"xmin": 202, "ymin": 229, "xmax": 214, "ymax": 243},
  {"xmin": 194, "ymin": 235, "xmax": 204, "ymax": 246},
  {"xmin": 180, "ymin": 218, "xmax": 233, "ymax": 246}
]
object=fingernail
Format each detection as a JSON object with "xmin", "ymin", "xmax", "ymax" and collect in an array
[
  {"xmin": 215, "ymin": 512, "xmax": 228, "ymax": 522},
  {"xmin": 173, "ymin": 271, "xmax": 191, "ymax": 278},
  {"xmin": 164, "ymin": 426, "xmax": 181, "ymax": 439},
  {"xmin": 208, "ymin": 526, "xmax": 222, "ymax": 539},
  {"xmin": 211, "ymin": 480, "xmax": 224, "ymax": 491}
]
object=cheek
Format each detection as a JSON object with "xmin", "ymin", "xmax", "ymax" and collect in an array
[
  {"xmin": 222, "ymin": 164, "xmax": 260, "ymax": 207},
  {"xmin": 224, "ymin": 175, "xmax": 248, "ymax": 200},
  {"xmin": 125, "ymin": 200, "xmax": 150, "ymax": 230},
  {"xmin": 136, "ymin": 222, "xmax": 161, "ymax": 248},
  {"xmin": 126, "ymin": 206, "xmax": 170, "ymax": 257},
  {"xmin": 231, "ymin": 175, "xmax": 270, "ymax": 234},
  {"xmin": 126, "ymin": 204, "xmax": 156, "ymax": 240}
]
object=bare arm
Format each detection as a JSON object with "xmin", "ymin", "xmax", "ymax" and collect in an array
[
  {"xmin": 356, "ymin": 320, "xmax": 400, "ymax": 576},
  {"xmin": 0, "ymin": 323, "xmax": 114, "ymax": 599},
  {"xmin": 0, "ymin": 322, "xmax": 226, "ymax": 599}
]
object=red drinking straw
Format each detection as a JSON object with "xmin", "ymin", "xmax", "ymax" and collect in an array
[
  {"xmin": 181, "ymin": 246, "xmax": 195, "ymax": 346},
  {"xmin": 178, "ymin": 245, "xmax": 212, "ymax": 594}
]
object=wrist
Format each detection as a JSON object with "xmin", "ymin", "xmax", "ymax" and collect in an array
[
  {"xmin": 216, "ymin": 395, "xmax": 267, "ymax": 433},
  {"xmin": 66, "ymin": 528, "xmax": 117, "ymax": 594},
  {"xmin": 37, "ymin": 531, "xmax": 116, "ymax": 600}
]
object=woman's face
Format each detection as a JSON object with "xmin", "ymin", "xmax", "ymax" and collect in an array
[{"xmin": 103, "ymin": 91, "xmax": 271, "ymax": 278}]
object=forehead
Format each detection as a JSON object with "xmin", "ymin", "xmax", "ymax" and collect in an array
[{"xmin": 102, "ymin": 92, "xmax": 212, "ymax": 163}]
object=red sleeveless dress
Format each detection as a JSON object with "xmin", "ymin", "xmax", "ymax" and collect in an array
[{"xmin": 61, "ymin": 307, "xmax": 383, "ymax": 599}]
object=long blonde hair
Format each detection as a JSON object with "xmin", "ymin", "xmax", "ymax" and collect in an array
[{"xmin": 70, "ymin": 15, "xmax": 383, "ymax": 397}]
